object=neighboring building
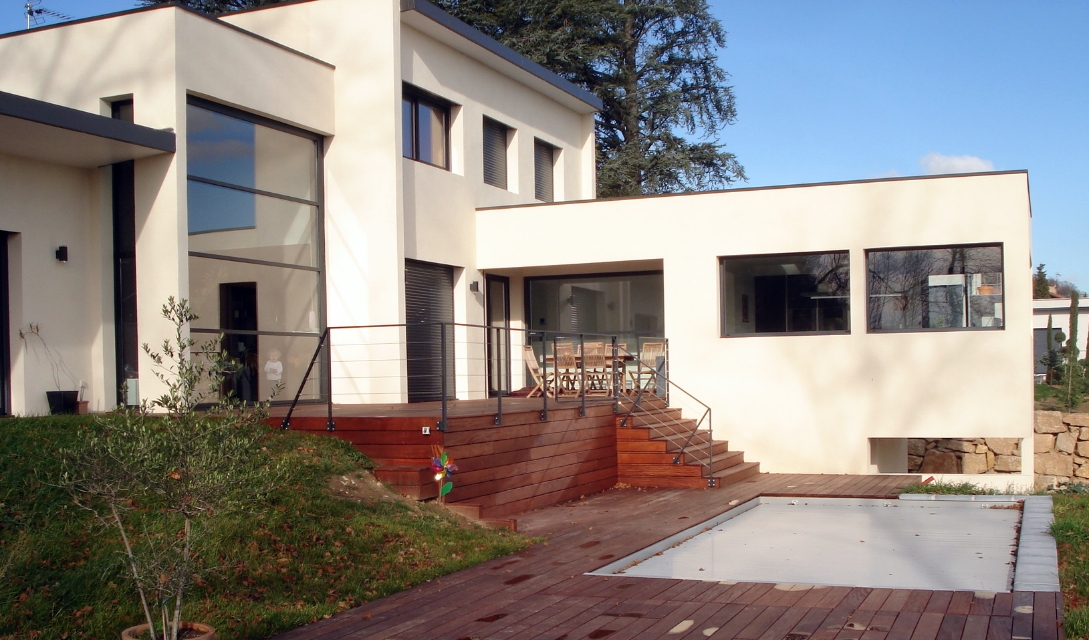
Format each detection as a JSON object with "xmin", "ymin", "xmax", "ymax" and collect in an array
[
  {"xmin": 1033, "ymin": 298, "xmax": 1089, "ymax": 377},
  {"xmin": 0, "ymin": 0, "xmax": 1033, "ymax": 486}
]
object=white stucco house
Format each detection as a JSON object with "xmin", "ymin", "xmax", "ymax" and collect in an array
[{"xmin": 0, "ymin": 0, "xmax": 1034, "ymax": 487}]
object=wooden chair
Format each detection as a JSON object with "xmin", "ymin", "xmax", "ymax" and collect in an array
[
  {"xmin": 630, "ymin": 341, "xmax": 665, "ymax": 392},
  {"xmin": 522, "ymin": 345, "xmax": 554, "ymax": 398},
  {"xmin": 554, "ymin": 342, "xmax": 580, "ymax": 396},
  {"xmin": 581, "ymin": 341, "xmax": 611, "ymax": 396}
]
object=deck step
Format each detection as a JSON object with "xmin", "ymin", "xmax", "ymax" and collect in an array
[{"xmin": 444, "ymin": 502, "xmax": 518, "ymax": 531}]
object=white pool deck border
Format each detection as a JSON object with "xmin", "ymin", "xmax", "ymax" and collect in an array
[{"xmin": 589, "ymin": 494, "xmax": 1060, "ymax": 593}]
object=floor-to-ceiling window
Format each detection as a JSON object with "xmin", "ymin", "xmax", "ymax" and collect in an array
[
  {"xmin": 185, "ymin": 97, "xmax": 324, "ymax": 403},
  {"xmin": 526, "ymin": 272, "xmax": 664, "ymax": 351}
]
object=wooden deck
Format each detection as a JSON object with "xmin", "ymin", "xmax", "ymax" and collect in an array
[{"xmin": 269, "ymin": 473, "xmax": 1063, "ymax": 640}]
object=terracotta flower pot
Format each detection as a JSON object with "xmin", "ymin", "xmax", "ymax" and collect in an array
[{"xmin": 120, "ymin": 622, "xmax": 216, "ymax": 640}]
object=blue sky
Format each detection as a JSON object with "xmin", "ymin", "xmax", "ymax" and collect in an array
[{"xmin": 4, "ymin": 1, "xmax": 1088, "ymax": 289}]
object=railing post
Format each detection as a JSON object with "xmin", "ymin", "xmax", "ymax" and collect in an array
[
  {"xmin": 494, "ymin": 325, "xmax": 504, "ymax": 426},
  {"xmin": 707, "ymin": 407, "xmax": 715, "ymax": 488},
  {"xmin": 326, "ymin": 328, "xmax": 335, "ymax": 431},
  {"xmin": 611, "ymin": 335, "xmax": 619, "ymax": 414},
  {"xmin": 578, "ymin": 334, "xmax": 586, "ymax": 417},
  {"xmin": 541, "ymin": 334, "xmax": 550, "ymax": 421},
  {"xmin": 280, "ymin": 328, "xmax": 329, "ymax": 430},
  {"xmin": 439, "ymin": 322, "xmax": 448, "ymax": 432}
]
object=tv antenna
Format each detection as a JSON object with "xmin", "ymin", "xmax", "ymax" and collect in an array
[{"xmin": 25, "ymin": 0, "xmax": 72, "ymax": 29}]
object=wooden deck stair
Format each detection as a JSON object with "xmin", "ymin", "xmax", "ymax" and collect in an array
[{"xmin": 617, "ymin": 398, "xmax": 759, "ymax": 488}]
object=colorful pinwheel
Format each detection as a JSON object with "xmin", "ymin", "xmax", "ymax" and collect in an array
[{"xmin": 431, "ymin": 447, "xmax": 457, "ymax": 502}]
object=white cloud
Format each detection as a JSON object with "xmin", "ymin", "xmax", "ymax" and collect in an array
[{"xmin": 918, "ymin": 153, "xmax": 994, "ymax": 175}]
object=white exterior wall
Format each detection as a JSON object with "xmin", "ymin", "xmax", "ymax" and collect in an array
[
  {"xmin": 226, "ymin": 0, "xmax": 597, "ymax": 402},
  {"xmin": 1033, "ymin": 299, "xmax": 1089, "ymax": 359},
  {"xmin": 0, "ymin": 154, "xmax": 107, "ymax": 413},
  {"xmin": 477, "ymin": 172, "xmax": 1035, "ymax": 486},
  {"xmin": 0, "ymin": 6, "xmax": 333, "ymax": 411}
]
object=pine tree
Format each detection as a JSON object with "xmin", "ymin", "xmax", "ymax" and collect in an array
[
  {"xmin": 434, "ymin": 0, "xmax": 746, "ymax": 197},
  {"xmin": 139, "ymin": 0, "xmax": 283, "ymax": 15},
  {"xmin": 1034, "ymin": 264, "xmax": 1051, "ymax": 299}
]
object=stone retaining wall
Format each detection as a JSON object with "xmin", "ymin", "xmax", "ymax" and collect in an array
[
  {"xmin": 907, "ymin": 438, "xmax": 1021, "ymax": 475},
  {"xmin": 1034, "ymin": 410, "xmax": 1089, "ymax": 490}
]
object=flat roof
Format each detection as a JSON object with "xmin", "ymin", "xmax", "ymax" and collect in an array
[
  {"xmin": 478, "ymin": 169, "xmax": 1031, "ymax": 211},
  {"xmin": 0, "ymin": 91, "xmax": 175, "ymax": 167},
  {"xmin": 400, "ymin": 0, "xmax": 602, "ymax": 114}
]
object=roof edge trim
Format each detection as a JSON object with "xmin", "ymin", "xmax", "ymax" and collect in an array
[
  {"xmin": 0, "ymin": 2, "xmax": 334, "ymax": 69},
  {"xmin": 477, "ymin": 170, "xmax": 1031, "ymax": 211},
  {"xmin": 0, "ymin": 90, "xmax": 176, "ymax": 153},
  {"xmin": 400, "ymin": 0, "xmax": 602, "ymax": 112}
]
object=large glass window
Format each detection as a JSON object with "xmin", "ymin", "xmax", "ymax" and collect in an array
[
  {"xmin": 402, "ymin": 85, "xmax": 449, "ymax": 169},
  {"xmin": 867, "ymin": 244, "xmax": 1004, "ymax": 332},
  {"xmin": 720, "ymin": 252, "xmax": 850, "ymax": 336},
  {"xmin": 527, "ymin": 273, "xmax": 663, "ymax": 347},
  {"xmin": 185, "ymin": 98, "xmax": 324, "ymax": 403}
]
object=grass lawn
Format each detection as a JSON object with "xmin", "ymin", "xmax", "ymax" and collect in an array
[
  {"xmin": 1036, "ymin": 382, "xmax": 1089, "ymax": 413},
  {"xmin": 0, "ymin": 415, "xmax": 532, "ymax": 639},
  {"xmin": 1053, "ymin": 492, "xmax": 1089, "ymax": 639}
]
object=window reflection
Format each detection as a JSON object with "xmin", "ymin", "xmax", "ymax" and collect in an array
[
  {"xmin": 720, "ymin": 252, "xmax": 850, "ymax": 336},
  {"xmin": 867, "ymin": 245, "xmax": 1004, "ymax": 331},
  {"xmin": 527, "ymin": 273, "xmax": 664, "ymax": 347}
]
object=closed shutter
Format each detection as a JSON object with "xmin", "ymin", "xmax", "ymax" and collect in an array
[
  {"xmin": 405, "ymin": 260, "xmax": 455, "ymax": 402},
  {"xmin": 482, "ymin": 117, "xmax": 508, "ymax": 189},
  {"xmin": 534, "ymin": 139, "xmax": 555, "ymax": 202}
]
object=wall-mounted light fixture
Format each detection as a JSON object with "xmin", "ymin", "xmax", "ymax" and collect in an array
[
  {"xmin": 55, "ymin": 246, "xmax": 68, "ymax": 263},
  {"xmin": 469, "ymin": 280, "xmax": 480, "ymax": 293}
]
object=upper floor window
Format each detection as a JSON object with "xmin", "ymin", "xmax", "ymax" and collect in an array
[
  {"xmin": 720, "ymin": 251, "xmax": 850, "ymax": 336},
  {"xmin": 534, "ymin": 139, "xmax": 556, "ymax": 202},
  {"xmin": 402, "ymin": 85, "xmax": 449, "ymax": 169},
  {"xmin": 483, "ymin": 117, "xmax": 510, "ymax": 189},
  {"xmin": 867, "ymin": 244, "xmax": 1004, "ymax": 332}
]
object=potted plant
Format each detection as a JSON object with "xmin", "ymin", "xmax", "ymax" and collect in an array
[
  {"xmin": 20, "ymin": 323, "xmax": 83, "ymax": 414},
  {"xmin": 59, "ymin": 298, "xmax": 279, "ymax": 640}
]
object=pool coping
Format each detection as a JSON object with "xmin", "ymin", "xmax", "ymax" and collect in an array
[{"xmin": 588, "ymin": 494, "xmax": 1060, "ymax": 593}]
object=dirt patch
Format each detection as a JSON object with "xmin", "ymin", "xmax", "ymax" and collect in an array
[{"xmin": 327, "ymin": 470, "xmax": 407, "ymax": 506}]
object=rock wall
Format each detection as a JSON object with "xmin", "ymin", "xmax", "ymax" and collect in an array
[
  {"xmin": 907, "ymin": 438, "xmax": 1022, "ymax": 475},
  {"xmin": 1034, "ymin": 411, "xmax": 1089, "ymax": 490}
]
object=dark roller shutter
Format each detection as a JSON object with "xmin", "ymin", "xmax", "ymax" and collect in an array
[
  {"xmin": 405, "ymin": 260, "xmax": 455, "ymax": 403},
  {"xmin": 483, "ymin": 117, "xmax": 508, "ymax": 189},
  {"xmin": 534, "ymin": 139, "xmax": 554, "ymax": 202}
]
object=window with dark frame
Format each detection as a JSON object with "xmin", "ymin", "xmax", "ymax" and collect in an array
[
  {"xmin": 867, "ymin": 244, "xmax": 1004, "ymax": 332},
  {"xmin": 482, "ymin": 117, "xmax": 510, "ymax": 189},
  {"xmin": 533, "ymin": 138, "xmax": 555, "ymax": 202},
  {"xmin": 184, "ymin": 97, "xmax": 326, "ymax": 403},
  {"xmin": 720, "ymin": 252, "xmax": 851, "ymax": 336},
  {"xmin": 402, "ymin": 85, "xmax": 449, "ymax": 169},
  {"xmin": 111, "ymin": 98, "xmax": 139, "ymax": 405}
]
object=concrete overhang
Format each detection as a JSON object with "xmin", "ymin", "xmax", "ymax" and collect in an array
[
  {"xmin": 400, "ymin": 0, "xmax": 602, "ymax": 115},
  {"xmin": 0, "ymin": 90, "xmax": 176, "ymax": 168}
]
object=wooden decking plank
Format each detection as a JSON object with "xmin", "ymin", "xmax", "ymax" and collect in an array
[
  {"xmin": 820, "ymin": 587, "xmax": 875, "ymax": 631},
  {"xmin": 791, "ymin": 607, "xmax": 834, "ymax": 635},
  {"xmin": 1010, "ymin": 593, "xmax": 1033, "ymax": 640},
  {"xmin": 813, "ymin": 585, "xmax": 856, "ymax": 611},
  {"xmin": 667, "ymin": 601, "xmax": 731, "ymax": 639},
  {"xmin": 1032, "ymin": 591, "xmax": 1059, "ymax": 640},
  {"xmin": 924, "ymin": 591, "xmax": 954, "ymax": 614},
  {"xmin": 867, "ymin": 610, "xmax": 900, "ymax": 634},
  {"xmin": 754, "ymin": 605, "xmax": 810, "ymax": 640},
  {"xmin": 968, "ymin": 593, "xmax": 995, "ymax": 617},
  {"xmin": 488, "ymin": 595, "xmax": 596, "ymax": 638},
  {"xmin": 713, "ymin": 581, "xmax": 766, "ymax": 604},
  {"xmin": 902, "ymin": 591, "xmax": 934, "ymax": 614},
  {"xmin": 885, "ymin": 611, "xmax": 923, "ymax": 640},
  {"xmin": 733, "ymin": 582, "xmax": 778, "ymax": 605},
  {"xmin": 711, "ymin": 604, "xmax": 767, "ymax": 639},
  {"xmin": 795, "ymin": 585, "xmax": 840, "ymax": 608},
  {"xmin": 520, "ymin": 596, "xmax": 614, "ymax": 640},
  {"xmin": 736, "ymin": 605, "xmax": 791, "ymax": 639},
  {"xmin": 947, "ymin": 591, "xmax": 975, "ymax": 615},
  {"xmin": 909, "ymin": 612, "xmax": 945, "ymax": 640},
  {"xmin": 881, "ymin": 590, "xmax": 914, "ymax": 612},
  {"xmin": 631, "ymin": 600, "xmax": 709, "ymax": 636},
  {"xmin": 859, "ymin": 588, "xmax": 894, "ymax": 611},
  {"xmin": 991, "ymin": 592, "xmax": 1013, "ymax": 617},
  {"xmin": 961, "ymin": 614, "xmax": 991, "ymax": 640},
  {"xmin": 984, "ymin": 616, "xmax": 1013, "ymax": 640},
  {"xmin": 934, "ymin": 613, "xmax": 967, "ymax": 640}
]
